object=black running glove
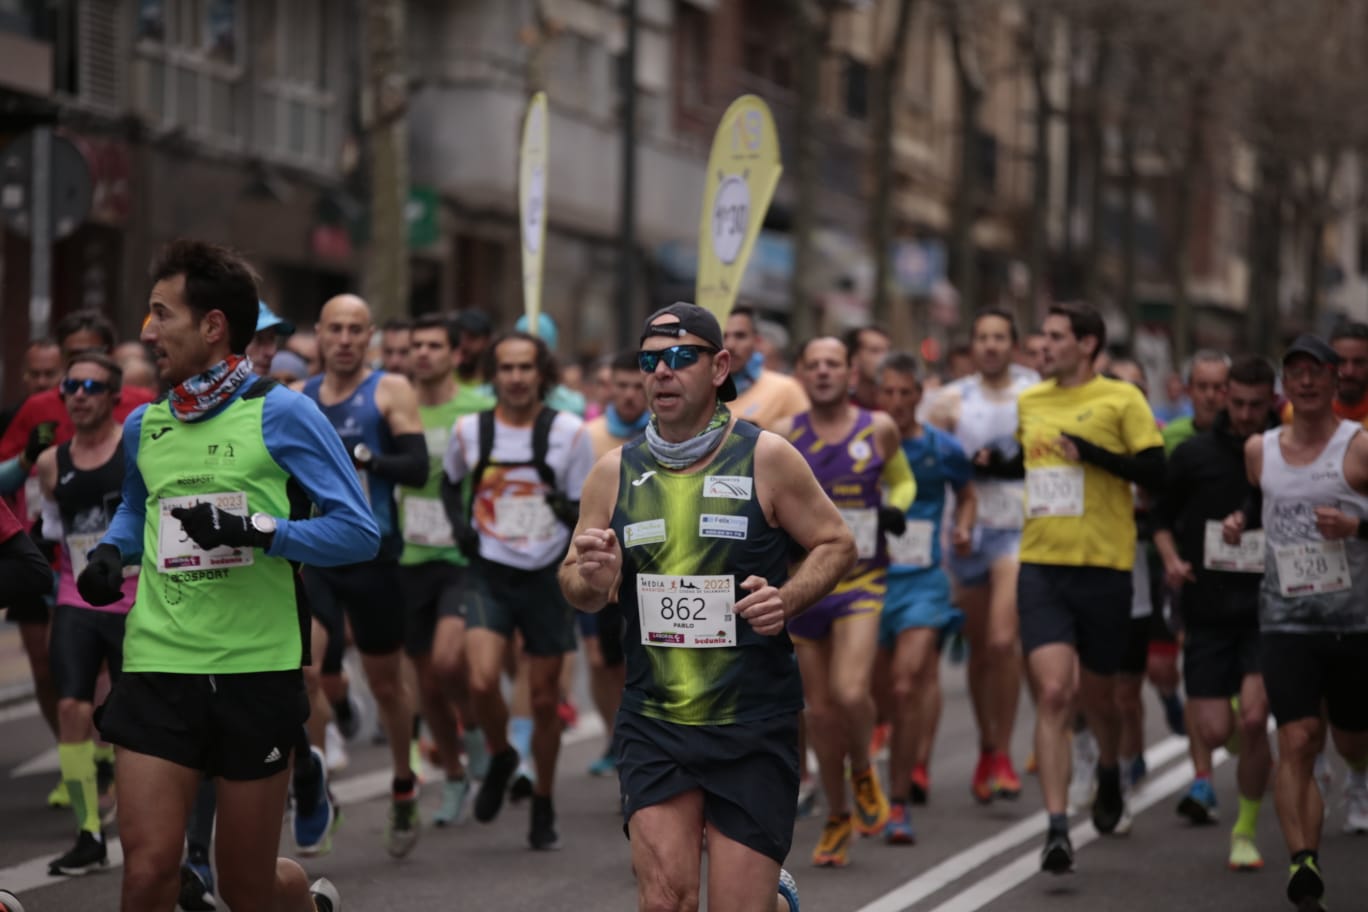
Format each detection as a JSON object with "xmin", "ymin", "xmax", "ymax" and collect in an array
[
  {"xmin": 23, "ymin": 421, "xmax": 58, "ymax": 468},
  {"xmin": 77, "ymin": 543, "xmax": 125, "ymax": 606},
  {"xmin": 170, "ymin": 502, "xmax": 263, "ymax": 550},
  {"xmin": 878, "ymin": 506, "xmax": 907, "ymax": 536}
]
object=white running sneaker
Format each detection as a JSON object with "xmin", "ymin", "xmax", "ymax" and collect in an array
[
  {"xmin": 324, "ymin": 723, "xmax": 349, "ymax": 773},
  {"xmin": 1068, "ymin": 729, "xmax": 1098, "ymax": 814},
  {"xmin": 1343, "ymin": 773, "xmax": 1368, "ymax": 835},
  {"xmin": 309, "ymin": 877, "xmax": 340, "ymax": 912}
]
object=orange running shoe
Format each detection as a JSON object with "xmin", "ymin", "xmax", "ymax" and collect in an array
[
  {"xmin": 812, "ymin": 813, "xmax": 853, "ymax": 867},
  {"xmin": 910, "ymin": 765, "xmax": 930, "ymax": 805},
  {"xmin": 852, "ymin": 766, "xmax": 891, "ymax": 836},
  {"xmin": 869, "ymin": 722, "xmax": 891, "ymax": 757},
  {"xmin": 971, "ymin": 751, "xmax": 995, "ymax": 805},
  {"xmin": 993, "ymin": 753, "xmax": 1022, "ymax": 800}
]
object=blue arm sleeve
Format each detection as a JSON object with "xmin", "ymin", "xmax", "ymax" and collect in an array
[
  {"xmin": 261, "ymin": 388, "xmax": 380, "ymax": 566},
  {"xmin": 0, "ymin": 455, "xmax": 25, "ymax": 494},
  {"xmin": 101, "ymin": 406, "xmax": 148, "ymax": 564}
]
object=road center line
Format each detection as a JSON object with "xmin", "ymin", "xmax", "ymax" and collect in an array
[{"xmin": 851, "ymin": 735, "xmax": 1192, "ymax": 912}]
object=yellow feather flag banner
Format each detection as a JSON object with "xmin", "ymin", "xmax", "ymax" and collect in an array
[
  {"xmin": 695, "ymin": 95, "xmax": 783, "ymax": 324},
  {"xmin": 519, "ymin": 91, "xmax": 549, "ymax": 336}
]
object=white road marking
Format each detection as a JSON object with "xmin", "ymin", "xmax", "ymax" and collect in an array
[
  {"xmin": 0, "ymin": 700, "xmax": 39, "ymax": 727},
  {"xmin": 851, "ymin": 735, "xmax": 1193, "ymax": 912},
  {"xmin": 0, "ymin": 714, "xmax": 606, "ymax": 897},
  {"xmin": 925, "ymin": 748, "xmax": 1231, "ymax": 912},
  {"xmin": 11, "ymin": 746, "xmax": 59, "ymax": 778}
]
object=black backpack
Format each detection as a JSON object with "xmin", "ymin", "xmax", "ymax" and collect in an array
[{"xmin": 466, "ymin": 407, "xmax": 559, "ymax": 521}]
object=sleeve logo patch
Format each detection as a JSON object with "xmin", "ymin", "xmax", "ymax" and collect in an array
[
  {"xmin": 700, "ymin": 514, "xmax": 748, "ymax": 539},
  {"xmin": 703, "ymin": 475, "xmax": 752, "ymax": 500},
  {"xmin": 624, "ymin": 518, "xmax": 667, "ymax": 547}
]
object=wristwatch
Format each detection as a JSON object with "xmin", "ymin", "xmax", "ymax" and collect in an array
[
  {"xmin": 352, "ymin": 443, "xmax": 373, "ymax": 468},
  {"xmin": 250, "ymin": 512, "xmax": 277, "ymax": 547}
]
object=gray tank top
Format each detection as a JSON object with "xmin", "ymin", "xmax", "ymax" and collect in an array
[{"xmin": 1260, "ymin": 420, "xmax": 1368, "ymax": 633}]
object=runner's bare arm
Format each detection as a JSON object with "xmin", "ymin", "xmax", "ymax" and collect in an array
[
  {"xmin": 925, "ymin": 386, "xmax": 960, "ymax": 433},
  {"xmin": 753, "ymin": 431, "xmax": 856, "ymax": 621},
  {"xmin": 35, "ymin": 445, "xmax": 57, "ymax": 498},
  {"xmin": 367, "ymin": 373, "xmax": 428, "ymax": 485},
  {"xmin": 560, "ymin": 449, "xmax": 624, "ymax": 613}
]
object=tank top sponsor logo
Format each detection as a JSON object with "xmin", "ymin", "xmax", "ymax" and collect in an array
[
  {"xmin": 624, "ymin": 518, "xmax": 666, "ymax": 547},
  {"xmin": 703, "ymin": 475, "xmax": 752, "ymax": 499},
  {"xmin": 699, "ymin": 513, "xmax": 748, "ymax": 539}
]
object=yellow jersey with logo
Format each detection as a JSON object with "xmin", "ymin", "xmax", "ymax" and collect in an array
[{"xmin": 1018, "ymin": 376, "xmax": 1162, "ymax": 570}]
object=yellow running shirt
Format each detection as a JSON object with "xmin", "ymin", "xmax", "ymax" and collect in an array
[{"xmin": 1018, "ymin": 375, "xmax": 1162, "ymax": 571}]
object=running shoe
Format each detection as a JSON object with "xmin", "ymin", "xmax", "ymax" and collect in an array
[
  {"xmin": 325, "ymin": 722, "xmax": 349, "ymax": 773},
  {"xmin": 462, "ymin": 729, "xmax": 490, "ymax": 781},
  {"xmin": 869, "ymin": 722, "xmax": 891, "ymax": 758},
  {"xmin": 529, "ymin": 794, "xmax": 561, "ymax": 850},
  {"xmin": 909, "ymin": 765, "xmax": 930, "ymax": 806},
  {"xmin": 433, "ymin": 777, "xmax": 470, "ymax": 827},
  {"xmin": 1343, "ymin": 773, "xmax": 1368, "ymax": 834},
  {"xmin": 852, "ymin": 766, "xmax": 890, "ymax": 835},
  {"xmin": 811, "ymin": 814, "xmax": 852, "ymax": 867},
  {"xmin": 1091, "ymin": 772, "xmax": 1126, "ymax": 835},
  {"xmin": 971, "ymin": 751, "xmax": 995, "ymax": 804},
  {"xmin": 993, "ymin": 753, "xmax": 1022, "ymax": 800},
  {"xmin": 1068, "ymin": 731, "xmax": 1098, "ymax": 813},
  {"xmin": 309, "ymin": 877, "xmax": 341, "ymax": 912},
  {"xmin": 587, "ymin": 753, "xmax": 616, "ymax": 777},
  {"xmin": 509, "ymin": 766, "xmax": 536, "ymax": 804},
  {"xmin": 409, "ymin": 741, "xmax": 427, "ymax": 785},
  {"xmin": 557, "ymin": 699, "xmax": 579, "ymax": 731},
  {"xmin": 884, "ymin": 801, "xmax": 915, "ymax": 845},
  {"xmin": 178, "ymin": 856, "xmax": 217, "ymax": 910},
  {"xmin": 0, "ymin": 890, "xmax": 26, "ymax": 912},
  {"xmin": 1228, "ymin": 833, "xmax": 1263, "ymax": 872},
  {"xmin": 1286, "ymin": 855, "xmax": 1325, "ymax": 907},
  {"xmin": 47, "ymin": 779, "xmax": 70, "ymax": 809},
  {"xmin": 384, "ymin": 789, "xmax": 420, "ymax": 857},
  {"xmin": 796, "ymin": 776, "xmax": 819, "ymax": 818},
  {"xmin": 777, "ymin": 868, "xmax": 800, "ymax": 912},
  {"xmin": 1176, "ymin": 777, "xmax": 1219, "ymax": 825},
  {"xmin": 1040, "ymin": 830, "xmax": 1074, "ymax": 875},
  {"xmin": 47, "ymin": 830, "xmax": 109, "ymax": 876},
  {"xmin": 474, "ymin": 747, "xmax": 520, "ymax": 822},
  {"xmin": 293, "ymin": 747, "xmax": 336, "ymax": 856}
]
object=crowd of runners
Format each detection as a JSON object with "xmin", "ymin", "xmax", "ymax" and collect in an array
[{"xmin": 1, "ymin": 238, "xmax": 1366, "ymax": 912}]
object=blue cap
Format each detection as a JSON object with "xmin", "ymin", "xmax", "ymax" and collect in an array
[
  {"xmin": 515, "ymin": 312, "xmax": 557, "ymax": 350},
  {"xmin": 255, "ymin": 301, "xmax": 294, "ymax": 336}
]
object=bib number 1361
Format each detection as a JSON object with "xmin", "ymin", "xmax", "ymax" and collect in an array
[{"xmin": 637, "ymin": 574, "xmax": 736, "ymax": 648}]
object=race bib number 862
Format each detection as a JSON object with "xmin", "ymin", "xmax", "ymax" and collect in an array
[{"xmin": 637, "ymin": 574, "xmax": 736, "ymax": 648}]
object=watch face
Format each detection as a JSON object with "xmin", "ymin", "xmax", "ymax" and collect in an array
[
  {"xmin": 252, "ymin": 513, "xmax": 277, "ymax": 534},
  {"xmin": 354, "ymin": 443, "xmax": 372, "ymax": 463}
]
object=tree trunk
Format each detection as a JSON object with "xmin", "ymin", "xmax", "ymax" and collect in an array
[
  {"xmin": 1304, "ymin": 211, "xmax": 1326, "ymax": 333},
  {"xmin": 1119, "ymin": 95, "xmax": 1140, "ymax": 341},
  {"xmin": 1247, "ymin": 155, "xmax": 1286, "ymax": 357},
  {"xmin": 1168, "ymin": 89, "xmax": 1205, "ymax": 369},
  {"xmin": 871, "ymin": 0, "xmax": 917, "ymax": 327},
  {"xmin": 1026, "ymin": 10, "xmax": 1052, "ymax": 329},
  {"xmin": 945, "ymin": 1, "xmax": 982, "ymax": 313},
  {"xmin": 361, "ymin": 0, "xmax": 410, "ymax": 324},
  {"xmin": 789, "ymin": 0, "xmax": 825, "ymax": 340}
]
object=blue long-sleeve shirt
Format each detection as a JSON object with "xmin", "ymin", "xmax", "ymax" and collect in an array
[{"xmin": 102, "ymin": 377, "xmax": 379, "ymax": 566}]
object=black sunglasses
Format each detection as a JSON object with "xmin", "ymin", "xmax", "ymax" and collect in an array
[
  {"xmin": 61, "ymin": 378, "xmax": 112, "ymax": 396},
  {"xmin": 638, "ymin": 344, "xmax": 717, "ymax": 373}
]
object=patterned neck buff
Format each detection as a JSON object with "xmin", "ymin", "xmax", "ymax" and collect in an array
[
  {"xmin": 644, "ymin": 401, "xmax": 731, "ymax": 469},
  {"xmin": 168, "ymin": 355, "xmax": 253, "ymax": 422}
]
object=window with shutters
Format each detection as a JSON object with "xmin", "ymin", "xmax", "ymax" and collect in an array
[
  {"xmin": 131, "ymin": 0, "xmax": 244, "ymax": 150},
  {"xmin": 251, "ymin": 0, "xmax": 340, "ymax": 171}
]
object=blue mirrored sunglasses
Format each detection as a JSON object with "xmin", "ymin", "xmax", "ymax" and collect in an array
[
  {"xmin": 60, "ymin": 378, "xmax": 112, "ymax": 396},
  {"xmin": 638, "ymin": 344, "xmax": 717, "ymax": 373}
]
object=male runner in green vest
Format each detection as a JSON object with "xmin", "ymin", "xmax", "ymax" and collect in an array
[{"xmin": 78, "ymin": 239, "xmax": 379, "ymax": 912}]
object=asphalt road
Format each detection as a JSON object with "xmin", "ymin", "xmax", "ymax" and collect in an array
[{"xmin": 1, "ymin": 653, "xmax": 1364, "ymax": 912}]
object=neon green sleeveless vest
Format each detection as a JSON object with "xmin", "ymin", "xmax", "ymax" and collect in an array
[{"xmin": 127, "ymin": 394, "xmax": 300, "ymax": 673}]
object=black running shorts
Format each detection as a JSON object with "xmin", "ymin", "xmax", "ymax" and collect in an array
[
  {"xmin": 97, "ymin": 669, "xmax": 309, "ymax": 780},
  {"xmin": 50, "ymin": 604, "xmax": 125, "ymax": 701},
  {"xmin": 1183, "ymin": 625, "xmax": 1260, "ymax": 700},
  {"xmin": 1260, "ymin": 632, "xmax": 1368, "ymax": 731},
  {"xmin": 1017, "ymin": 563, "xmax": 1132, "ymax": 675},
  {"xmin": 300, "ymin": 559, "xmax": 406, "ymax": 659},
  {"xmin": 399, "ymin": 561, "xmax": 466, "ymax": 658},
  {"xmin": 613, "ymin": 709, "xmax": 800, "ymax": 864},
  {"xmin": 5, "ymin": 592, "xmax": 50, "ymax": 624},
  {"xmin": 464, "ymin": 558, "xmax": 575, "ymax": 657}
]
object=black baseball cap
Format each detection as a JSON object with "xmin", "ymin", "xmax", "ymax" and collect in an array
[
  {"xmin": 1282, "ymin": 333, "xmax": 1340, "ymax": 366},
  {"xmin": 640, "ymin": 301, "xmax": 737, "ymax": 402},
  {"xmin": 454, "ymin": 309, "xmax": 492, "ymax": 337}
]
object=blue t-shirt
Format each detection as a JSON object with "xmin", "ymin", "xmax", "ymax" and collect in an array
[{"xmin": 893, "ymin": 424, "xmax": 973, "ymax": 573}]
